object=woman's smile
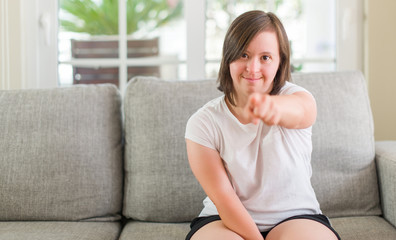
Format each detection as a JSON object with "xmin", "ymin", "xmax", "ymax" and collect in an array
[{"xmin": 243, "ymin": 76, "xmax": 263, "ymax": 82}]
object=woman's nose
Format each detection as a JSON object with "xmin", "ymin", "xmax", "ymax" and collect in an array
[{"xmin": 246, "ymin": 58, "xmax": 260, "ymax": 72}]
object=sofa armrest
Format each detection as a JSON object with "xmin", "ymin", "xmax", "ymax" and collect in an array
[{"xmin": 376, "ymin": 141, "xmax": 396, "ymax": 227}]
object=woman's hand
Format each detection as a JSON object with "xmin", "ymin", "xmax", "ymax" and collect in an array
[
  {"xmin": 243, "ymin": 91, "xmax": 317, "ymax": 129},
  {"xmin": 243, "ymin": 93, "xmax": 281, "ymax": 126}
]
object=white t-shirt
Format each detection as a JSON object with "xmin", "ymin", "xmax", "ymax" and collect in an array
[{"xmin": 185, "ymin": 81, "xmax": 321, "ymax": 231}]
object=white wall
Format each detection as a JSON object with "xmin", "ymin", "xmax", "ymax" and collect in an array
[
  {"xmin": 367, "ymin": 0, "xmax": 396, "ymax": 140},
  {"xmin": 1, "ymin": 0, "xmax": 23, "ymax": 89},
  {"xmin": 0, "ymin": 0, "xmax": 58, "ymax": 90}
]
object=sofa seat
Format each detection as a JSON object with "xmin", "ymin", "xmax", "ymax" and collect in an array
[
  {"xmin": 331, "ymin": 216, "xmax": 396, "ymax": 239},
  {"xmin": 117, "ymin": 216, "xmax": 396, "ymax": 240},
  {"xmin": 0, "ymin": 222, "xmax": 121, "ymax": 240},
  {"xmin": 119, "ymin": 222, "xmax": 190, "ymax": 240}
]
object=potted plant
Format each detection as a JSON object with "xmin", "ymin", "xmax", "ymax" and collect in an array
[{"xmin": 59, "ymin": 0, "xmax": 183, "ymax": 85}]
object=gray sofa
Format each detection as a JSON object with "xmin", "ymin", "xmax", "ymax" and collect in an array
[{"xmin": 0, "ymin": 71, "xmax": 395, "ymax": 240}]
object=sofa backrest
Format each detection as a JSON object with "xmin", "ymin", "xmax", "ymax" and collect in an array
[
  {"xmin": 0, "ymin": 85, "xmax": 123, "ymax": 221},
  {"xmin": 123, "ymin": 71, "xmax": 381, "ymax": 222},
  {"xmin": 293, "ymin": 71, "xmax": 381, "ymax": 217},
  {"xmin": 122, "ymin": 77, "xmax": 222, "ymax": 222}
]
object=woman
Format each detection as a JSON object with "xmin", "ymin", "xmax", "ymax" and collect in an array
[{"xmin": 185, "ymin": 10, "xmax": 341, "ymax": 240}]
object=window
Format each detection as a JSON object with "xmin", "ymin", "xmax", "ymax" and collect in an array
[
  {"xmin": 13, "ymin": 0, "xmax": 362, "ymax": 90},
  {"xmin": 205, "ymin": 0, "xmax": 336, "ymax": 78},
  {"xmin": 58, "ymin": 0, "xmax": 186, "ymax": 92}
]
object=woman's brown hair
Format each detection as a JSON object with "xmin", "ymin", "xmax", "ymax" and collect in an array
[{"xmin": 218, "ymin": 10, "xmax": 291, "ymax": 106}]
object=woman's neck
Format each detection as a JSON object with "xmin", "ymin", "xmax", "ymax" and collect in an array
[{"xmin": 225, "ymin": 97, "xmax": 251, "ymax": 124}]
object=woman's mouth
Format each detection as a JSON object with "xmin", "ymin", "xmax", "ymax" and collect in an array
[{"xmin": 243, "ymin": 76, "xmax": 262, "ymax": 83}]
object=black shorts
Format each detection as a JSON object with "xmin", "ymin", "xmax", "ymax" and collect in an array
[{"xmin": 185, "ymin": 214, "xmax": 341, "ymax": 240}]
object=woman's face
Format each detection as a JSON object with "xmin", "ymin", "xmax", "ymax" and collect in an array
[{"xmin": 229, "ymin": 30, "xmax": 280, "ymax": 105}]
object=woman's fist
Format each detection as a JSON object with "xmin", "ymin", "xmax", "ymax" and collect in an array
[{"xmin": 243, "ymin": 93, "xmax": 281, "ymax": 125}]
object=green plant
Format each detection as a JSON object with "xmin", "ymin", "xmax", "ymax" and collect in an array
[{"xmin": 59, "ymin": 0, "xmax": 183, "ymax": 35}]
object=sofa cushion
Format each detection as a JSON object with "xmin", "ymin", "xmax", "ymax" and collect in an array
[
  {"xmin": 119, "ymin": 221, "xmax": 190, "ymax": 240},
  {"xmin": 0, "ymin": 85, "xmax": 123, "ymax": 221},
  {"xmin": 0, "ymin": 222, "xmax": 121, "ymax": 240},
  {"xmin": 118, "ymin": 216, "xmax": 396, "ymax": 240},
  {"xmin": 293, "ymin": 71, "xmax": 381, "ymax": 217},
  {"xmin": 123, "ymin": 77, "xmax": 222, "ymax": 222},
  {"xmin": 331, "ymin": 216, "xmax": 396, "ymax": 240}
]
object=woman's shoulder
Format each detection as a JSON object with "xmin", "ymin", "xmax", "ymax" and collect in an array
[
  {"xmin": 189, "ymin": 95, "xmax": 225, "ymax": 119},
  {"xmin": 202, "ymin": 95, "xmax": 225, "ymax": 110},
  {"xmin": 279, "ymin": 81, "xmax": 311, "ymax": 96},
  {"xmin": 185, "ymin": 96, "xmax": 225, "ymax": 150},
  {"xmin": 186, "ymin": 95, "xmax": 224, "ymax": 129}
]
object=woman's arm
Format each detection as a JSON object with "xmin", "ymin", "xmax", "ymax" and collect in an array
[
  {"xmin": 244, "ymin": 91, "xmax": 317, "ymax": 129},
  {"xmin": 186, "ymin": 139, "xmax": 264, "ymax": 240}
]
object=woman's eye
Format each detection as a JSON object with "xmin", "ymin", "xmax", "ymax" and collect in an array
[
  {"xmin": 241, "ymin": 53, "xmax": 248, "ymax": 59},
  {"xmin": 262, "ymin": 55, "xmax": 271, "ymax": 61}
]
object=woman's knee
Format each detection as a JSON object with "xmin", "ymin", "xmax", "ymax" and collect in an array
[
  {"xmin": 190, "ymin": 220, "xmax": 244, "ymax": 240},
  {"xmin": 265, "ymin": 219, "xmax": 338, "ymax": 240}
]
